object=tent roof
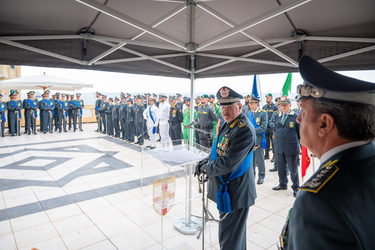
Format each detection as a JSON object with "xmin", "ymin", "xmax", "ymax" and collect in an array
[{"xmin": 0, "ymin": 0, "xmax": 374, "ymax": 78}]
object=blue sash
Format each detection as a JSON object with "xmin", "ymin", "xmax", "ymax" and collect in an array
[
  {"xmin": 42, "ymin": 99, "xmax": 55, "ymax": 115},
  {"xmin": 0, "ymin": 105, "xmax": 6, "ymax": 122},
  {"xmin": 249, "ymin": 112, "xmax": 266, "ymax": 149},
  {"xmin": 10, "ymin": 101, "xmax": 22, "ymax": 118},
  {"xmin": 74, "ymin": 100, "xmax": 82, "ymax": 115},
  {"xmin": 26, "ymin": 99, "xmax": 38, "ymax": 118},
  {"xmin": 210, "ymin": 136, "xmax": 253, "ymax": 213},
  {"xmin": 149, "ymin": 106, "xmax": 156, "ymax": 134},
  {"xmin": 60, "ymin": 101, "xmax": 68, "ymax": 117}
]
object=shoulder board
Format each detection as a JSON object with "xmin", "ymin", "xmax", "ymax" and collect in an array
[
  {"xmin": 299, "ymin": 160, "xmax": 339, "ymax": 193},
  {"xmin": 237, "ymin": 119, "xmax": 246, "ymax": 128},
  {"xmin": 273, "ymin": 110, "xmax": 278, "ymax": 113},
  {"xmin": 229, "ymin": 118, "xmax": 239, "ymax": 128},
  {"xmin": 289, "ymin": 110, "xmax": 295, "ymax": 115}
]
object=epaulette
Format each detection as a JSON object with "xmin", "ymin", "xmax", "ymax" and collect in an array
[
  {"xmin": 299, "ymin": 160, "xmax": 339, "ymax": 193},
  {"xmin": 238, "ymin": 119, "xmax": 246, "ymax": 128},
  {"xmin": 289, "ymin": 110, "xmax": 295, "ymax": 115},
  {"xmin": 229, "ymin": 118, "xmax": 239, "ymax": 128}
]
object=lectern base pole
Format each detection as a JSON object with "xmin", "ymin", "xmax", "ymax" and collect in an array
[{"xmin": 173, "ymin": 216, "xmax": 202, "ymax": 235}]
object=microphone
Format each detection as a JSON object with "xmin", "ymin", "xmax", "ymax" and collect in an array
[{"xmin": 185, "ymin": 118, "xmax": 199, "ymax": 129}]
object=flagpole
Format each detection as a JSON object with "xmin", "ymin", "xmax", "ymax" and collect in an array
[{"xmin": 257, "ymin": 75, "xmax": 263, "ymax": 107}]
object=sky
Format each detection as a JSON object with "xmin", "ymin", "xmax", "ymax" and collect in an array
[{"xmin": 20, "ymin": 65, "xmax": 375, "ymax": 98}]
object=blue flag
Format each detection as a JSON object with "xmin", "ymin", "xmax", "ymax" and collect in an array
[{"xmin": 252, "ymin": 75, "xmax": 260, "ymax": 99}]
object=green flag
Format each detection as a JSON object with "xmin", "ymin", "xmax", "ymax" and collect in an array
[{"xmin": 281, "ymin": 73, "xmax": 292, "ymax": 96}]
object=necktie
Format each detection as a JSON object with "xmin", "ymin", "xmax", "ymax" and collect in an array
[{"xmin": 281, "ymin": 114, "xmax": 287, "ymax": 126}]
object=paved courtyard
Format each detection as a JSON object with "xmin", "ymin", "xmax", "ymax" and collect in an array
[{"xmin": 0, "ymin": 124, "xmax": 318, "ymax": 250}]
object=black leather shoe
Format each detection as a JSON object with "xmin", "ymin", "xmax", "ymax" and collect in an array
[
  {"xmin": 257, "ymin": 179, "xmax": 264, "ymax": 185},
  {"xmin": 293, "ymin": 190, "xmax": 299, "ymax": 197},
  {"xmin": 149, "ymin": 146, "xmax": 156, "ymax": 149},
  {"xmin": 269, "ymin": 168, "xmax": 278, "ymax": 172},
  {"xmin": 272, "ymin": 185, "xmax": 287, "ymax": 191}
]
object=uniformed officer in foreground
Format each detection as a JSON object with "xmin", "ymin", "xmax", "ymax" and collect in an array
[
  {"xmin": 280, "ymin": 56, "xmax": 375, "ymax": 249},
  {"xmin": 0, "ymin": 94, "xmax": 7, "ymax": 137},
  {"xmin": 23, "ymin": 91, "xmax": 38, "ymax": 135},
  {"xmin": 195, "ymin": 86, "xmax": 256, "ymax": 250}
]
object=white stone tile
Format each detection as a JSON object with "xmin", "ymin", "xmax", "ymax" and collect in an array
[
  {"xmin": 96, "ymin": 216, "xmax": 139, "ymax": 239},
  {"xmin": 4, "ymin": 192, "xmax": 39, "ymax": 208},
  {"xmin": 60, "ymin": 225, "xmax": 107, "ymax": 250},
  {"xmin": 86, "ymin": 205, "xmax": 124, "ymax": 224},
  {"xmin": 13, "ymin": 223, "xmax": 59, "ymax": 249},
  {"xmin": 53, "ymin": 214, "xmax": 95, "ymax": 235},
  {"xmin": 45, "ymin": 203, "xmax": 84, "ymax": 222},
  {"xmin": 18, "ymin": 236, "xmax": 67, "ymax": 250},
  {"xmin": 247, "ymin": 223, "xmax": 280, "ymax": 249},
  {"xmin": 0, "ymin": 233, "xmax": 17, "ymax": 250},
  {"xmin": 10, "ymin": 211, "xmax": 51, "ymax": 232},
  {"xmin": 78, "ymin": 239, "xmax": 117, "ymax": 250},
  {"xmin": 76, "ymin": 197, "xmax": 112, "ymax": 213},
  {"xmin": 0, "ymin": 220, "xmax": 13, "ymax": 236},
  {"xmin": 2, "ymin": 186, "xmax": 34, "ymax": 200},
  {"xmin": 258, "ymin": 213, "xmax": 288, "ymax": 233},
  {"xmin": 110, "ymin": 229, "xmax": 158, "ymax": 250},
  {"xmin": 34, "ymin": 188, "xmax": 67, "ymax": 201}
]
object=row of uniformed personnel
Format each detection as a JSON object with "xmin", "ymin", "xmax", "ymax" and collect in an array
[{"xmin": 0, "ymin": 90, "xmax": 84, "ymax": 137}]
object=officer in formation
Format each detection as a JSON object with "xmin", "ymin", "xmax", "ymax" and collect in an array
[
  {"xmin": 246, "ymin": 94, "xmax": 268, "ymax": 185},
  {"xmin": 158, "ymin": 93, "xmax": 171, "ymax": 147},
  {"xmin": 268, "ymin": 97, "xmax": 281, "ymax": 172},
  {"xmin": 168, "ymin": 95, "xmax": 183, "ymax": 145},
  {"xmin": 105, "ymin": 97, "xmax": 114, "ymax": 136},
  {"xmin": 39, "ymin": 91, "xmax": 54, "ymax": 134},
  {"xmin": 126, "ymin": 98, "xmax": 135, "ymax": 142},
  {"xmin": 119, "ymin": 96, "xmax": 127, "ymax": 140},
  {"xmin": 208, "ymin": 94, "xmax": 221, "ymax": 141},
  {"xmin": 7, "ymin": 91, "xmax": 23, "ymax": 136},
  {"xmin": 182, "ymin": 98, "xmax": 197, "ymax": 143},
  {"xmin": 195, "ymin": 86, "xmax": 256, "ymax": 250},
  {"xmin": 0, "ymin": 94, "xmax": 7, "ymax": 137},
  {"xmin": 134, "ymin": 95, "xmax": 145, "ymax": 145},
  {"xmin": 262, "ymin": 93, "xmax": 279, "ymax": 161},
  {"xmin": 197, "ymin": 94, "xmax": 218, "ymax": 148},
  {"xmin": 112, "ymin": 97, "xmax": 121, "ymax": 138},
  {"xmin": 68, "ymin": 94, "xmax": 74, "ymax": 130},
  {"xmin": 271, "ymin": 96, "xmax": 300, "ymax": 197},
  {"xmin": 72, "ymin": 93, "xmax": 84, "ymax": 132},
  {"xmin": 98, "ymin": 94, "xmax": 108, "ymax": 134},
  {"xmin": 143, "ymin": 96, "xmax": 159, "ymax": 149},
  {"xmin": 94, "ymin": 92, "xmax": 102, "ymax": 132},
  {"xmin": 23, "ymin": 91, "xmax": 38, "ymax": 135},
  {"xmin": 59, "ymin": 94, "xmax": 69, "ymax": 132}
]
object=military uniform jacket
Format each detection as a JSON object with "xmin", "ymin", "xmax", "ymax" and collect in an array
[
  {"xmin": 7, "ymin": 99, "xmax": 23, "ymax": 113},
  {"xmin": 286, "ymin": 142, "xmax": 375, "ymax": 250},
  {"xmin": 197, "ymin": 104, "xmax": 218, "ymax": 129},
  {"xmin": 248, "ymin": 108, "xmax": 268, "ymax": 145},
  {"xmin": 119, "ymin": 103, "xmax": 127, "ymax": 120},
  {"xmin": 274, "ymin": 110, "xmax": 300, "ymax": 155},
  {"xmin": 72, "ymin": 99, "xmax": 84, "ymax": 110},
  {"xmin": 0, "ymin": 101, "xmax": 7, "ymax": 119},
  {"xmin": 98, "ymin": 101, "xmax": 108, "ymax": 116},
  {"xmin": 111, "ymin": 103, "xmax": 120, "ymax": 118},
  {"xmin": 262, "ymin": 103, "xmax": 278, "ymax": 124},
  {"xmin": 134, "ymin": 103, "xmax": 145, "ymax": 123},
  {"xmin": 205, "ymin": 113, "xmax": 257, "ymax": 210},
  {"xmin": 143, "ymin": 104, "xmax": 159, "ymax": 128},
  {"xmin": 38, "ymin": 98, "xmax": 53, "ymax": 111},
  {"xmin": 169, "ymin": 104, "xmax": 183, "ymax": 125},
  {"xmin": 23, "ymin": 98, "xmax": 38, "ymax": 111},
  {"xmin": 95, "ymin": 98, "xmax": 102, "ymax": 115},
  {"xmin": 126, "ymin": 104, "xmax": 135, "ymax": 122}
]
